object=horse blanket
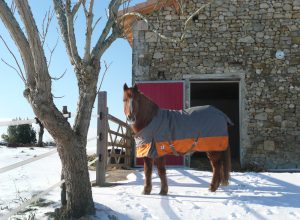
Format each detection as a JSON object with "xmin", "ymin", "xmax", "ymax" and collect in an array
[{"xmin": 134, "ymin": 105, "xmax": 233, "ymax": 158}]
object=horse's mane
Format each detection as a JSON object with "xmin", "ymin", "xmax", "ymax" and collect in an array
[{"xmin": 133, "ymin": 91, "xmax": 159, "ymax": 133}]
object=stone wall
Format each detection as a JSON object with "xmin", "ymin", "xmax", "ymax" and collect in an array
[{"xmin": 131, "ymin": 0, "xmax": 300, "ymax": 169}]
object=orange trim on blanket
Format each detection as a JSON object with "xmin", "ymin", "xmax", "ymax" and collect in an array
[
  {"xmin": 156, "ymin": 136, "xmax": 229, "ymax": 156},
  {"xmin": 136, "ymin": 143, "xmax": 152, "ymax": 157},
  {"xmin": 136, "ymin": 136, "xmax": 229, "ymax": 158}
]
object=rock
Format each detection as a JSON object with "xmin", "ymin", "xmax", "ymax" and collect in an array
[
  {"xmin": 165, "ymin": 15, "xmax": 172, "ymax": 20},
  {"xmin": 260, "ymin": 3, "xmax": 269, "ymax": 9},
  {"xmin": 283, "ymin": 4, "xmax": 292, "ymax": 11},
  {"xmin": 274, "ymin": 115, "xmax": 282, "ymax": 122},
  {"xmin": 238, "ymin": 36, "xmax": 255, "ymax": 43},
  {"xmin": 264, "ymin": 140, "xmax": 275, "ymax": 151},
  {"xmin": 256, "ymin": 32, "xmax": 264, "ymax": 38},
  {"xmin": 145, "ymin": 32, "xmax": 157, "ymax": 42},
  {"xmin": 153, "ymin": 52, "xmax": 163, "ymax": 59},
  {"xmin": 255, "ymin": 113, "xmax": 268, "ymax": 120}
]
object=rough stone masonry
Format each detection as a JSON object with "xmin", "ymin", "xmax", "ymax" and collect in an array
[{"xmin": 131, "ymin": 0, "xmax": 300, "ymax": 169}]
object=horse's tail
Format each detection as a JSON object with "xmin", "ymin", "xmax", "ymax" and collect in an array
[{"xmin": 220, "ymin": 145, "xmax": 231, "ymax": 186}]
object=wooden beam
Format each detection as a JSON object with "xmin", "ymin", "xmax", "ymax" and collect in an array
[
  {"xmin": 108, "ymin": 114, "xmax": 129, "ymax": 128},
  {"xmin": 108, "ymin": 142, "xmax": 131, "ymax": 149},
  {"xmin": 108, "ymin": 129, "xmax": 131, "ymax": 140},
  {"xmin": 96, "ymin": 91, "xmax": 108, "ymax": 186}
]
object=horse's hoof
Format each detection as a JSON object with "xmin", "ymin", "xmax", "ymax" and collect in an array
[
  {"xmin": 142, "ymin": 188, "xmax": 151, "ymax": 195},
  {"xmin": 209, "ymin": 186, "xmax": 217, "ymax": 192},
  {"xmin": 159, "ymin": 190, "xmax": 168, "ymax": 195},
  {"xmin": 221, "ymin": 181, "xmax": 229, "ymax": 186}
]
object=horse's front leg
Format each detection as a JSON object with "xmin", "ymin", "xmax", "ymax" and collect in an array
[
  {"xmin": 156, "ymin": 156, "xmax": 168, "ymax": 195},
  {"xmin": 207, "ymin": 151, "xmax": 221, "ymax": 192},
  {"xmin": 143, "ymin": 157, "xmax": 153, "ymax": 195}
]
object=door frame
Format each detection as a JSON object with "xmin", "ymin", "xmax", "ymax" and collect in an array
[{"xmin": 183, "ymin": 73, "xmax": 246, "ymax": 167}]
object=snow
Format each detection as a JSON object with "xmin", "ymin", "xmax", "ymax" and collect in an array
[{"xmin": 1, "ymin": 146, "xmax": 300, "ymax": 220}]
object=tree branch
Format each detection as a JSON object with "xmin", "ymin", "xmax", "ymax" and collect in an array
[
  {"xmin": 97, "ymin": 60, "xmax": 112, "ymax": 92},
  {"xmin": 0, "ymin": 35, "xmax": 26, "ymax": 83},
  {"xmin": 10, "ymin": 1, "xmax": 16, "ymax": 14},
  {"xmin": 51, "ymin": 69, "xmax": 67, "ymax": 80},
  {"xmin": 65, "ymin": 0, "xmax": 81, "ymax": 65},
  {"xmin": 72, "ymin": 0, "xmax": 82, "ymax": 16},
  {"xmin": 120, "ymin": 12, "xmax": 180, "ymax": 42},
  {"xmin": 91, "ymin": 0, "xmax": 123, "ymax": 61},
  {"xmin": 53, "ymin": 0, "xmax": 74, "ymax": 64},
  {"xmin": 0, "ymin": 0, "xmax": 36, "ymax": 88},
  {"xmin": 83, "ymin": 0, "xmax": 94, "ymax": 61},
  {"xmin": 119, "ymin": 2, "xmax": 211, "ymax": 43},
  {"xmin": 40, "ymin": 7, "xmax": 55, "ymax": 47},
  {"xmin": 92, "ymin": 16, "xmax": 101, "ymax": 33},
  {"xmin": 181, "ymin": 2, "xmax": 211, "ymax": 40},
  {"xmin": 96, "ymin": 26, "xmax": 121, "ymax": 59},
  {"xmin": 46, "ymin": 37, "xmax": 59, "ymax": 68},
  {"xmin": 15, "ymin": 0, "xmax": 50, "ymax": 90},
  {"xmin": 1, "ymin": 58, "xmax": 26, "ymax": 83},
  {"xmin": 1, "ymin": 0, "xmax": 74, "ymax": 145}
]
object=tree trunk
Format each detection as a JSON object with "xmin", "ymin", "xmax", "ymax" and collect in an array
[
  {"xmin": 36, "ymin": 118, "xmax": 44, "ymax": 147},
  {"xmin": 28, "ymin": 68, "xmax": 98, "ymax": 218},
  {"xmin": 25, "ymin": 87, "xmax": 96, "ymax": 218},
  {"xmin": 57, "ymin": 138, "xmax": 94, "ymax": 218}
]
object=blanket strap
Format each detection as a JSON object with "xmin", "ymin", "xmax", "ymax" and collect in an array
[
  {"xmin": 168, "ymin": 143, "xmax": 180, "ymax": 156},
  {"xmin": 166, "ymin": 133, "xmax": 181, "ymax": 156},
  {"xmin": 186, "ymin": 131, "xmax": 201, "ymax": 154},
  {"xmin": 167, "ymin": 133, "xmax": 200, "ymax": 156},
  {"xmin": 185, "ymin": 136, "xmax": 199, "ymax": 154}
]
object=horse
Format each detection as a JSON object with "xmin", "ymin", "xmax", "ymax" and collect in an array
[{"xmin": 123, "ymin": 83, "xmax": 232, "ymax": 194}]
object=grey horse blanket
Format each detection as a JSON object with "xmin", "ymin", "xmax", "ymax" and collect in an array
[{"xmin": 134, "ymin": 105, "xmax": 233, "ymax": 158}]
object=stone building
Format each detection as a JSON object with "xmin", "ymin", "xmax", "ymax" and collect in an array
[{"xmin": 120, "ymin": 0, "xmax": 300, "ymax": 169}]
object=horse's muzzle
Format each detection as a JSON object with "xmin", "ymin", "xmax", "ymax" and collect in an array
[{"xmin": 126, "ymin": 115, "xmax": 136, "ymax": 125}]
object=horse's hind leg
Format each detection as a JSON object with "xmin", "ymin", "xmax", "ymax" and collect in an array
[
  {"xmin": 156, "ymin": 156, "xmax": 168, "ymax": 195},
  {"xmin": 143, "ymin": 157, "xmax": 153, "ymax": 195},
  {"xmin": 207, "ymin": 151, "xmax": 222, "ymax": 192}
]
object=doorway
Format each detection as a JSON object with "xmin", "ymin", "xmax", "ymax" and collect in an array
[{"xmin": 190, "ymin": 81, "xmax": 240, "ymax": 170}]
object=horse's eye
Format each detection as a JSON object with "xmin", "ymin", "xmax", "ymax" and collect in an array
[{"xmin": 123, "ymin": 99, "xmax": 127, "ymax": 102}]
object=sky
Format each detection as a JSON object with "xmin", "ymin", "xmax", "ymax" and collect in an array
[{"xmin": 0, "ymin": 0, "xmax": 144, "ymax": 140}]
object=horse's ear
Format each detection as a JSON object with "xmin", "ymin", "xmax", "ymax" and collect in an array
[
  {"xmin": 133, "ymin": 84, "xmax": 139, "ymax": 92},
  {"xmin": 123, "ymin": 83, "xmax": 129, "ymax": 91}
]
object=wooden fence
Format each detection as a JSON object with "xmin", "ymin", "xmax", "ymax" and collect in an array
[
  {"xmin": 0, "ymin": 91, "xmax": 132, "ymax": 218},
  {"xmin": 96, "ymin": 91, "xmax": 133, "ymax": 186}
]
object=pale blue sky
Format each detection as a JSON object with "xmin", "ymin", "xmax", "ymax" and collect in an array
[{"xmin": 0, "ymin": 0, "xmax": 144, "ymax": 140}]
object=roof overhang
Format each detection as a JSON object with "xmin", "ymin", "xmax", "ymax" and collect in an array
[{"xmin": 118, "ymin": 0, "xmax": 180, "ymax": 46}]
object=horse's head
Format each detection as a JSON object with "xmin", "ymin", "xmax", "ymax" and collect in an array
[{"xmin": 123, "ymin": 83, "xmax": 140, "ymax": 124}]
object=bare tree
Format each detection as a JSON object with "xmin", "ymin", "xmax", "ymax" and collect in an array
[{"xmin": 0, "ymin": 0, "xmax": 125, "ymax": 218}]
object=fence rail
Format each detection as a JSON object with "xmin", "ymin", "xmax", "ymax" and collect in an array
[
  {"xmin": 0, "ymin": 118, "xmax": 37, "ymax": 127},
  {"xmin": 0, "ymin": 134, "xmax": 98, "ymax": 220},
  {"xmin": 0, "ymin": 149, "xmax": 57, "ymax": 174}
]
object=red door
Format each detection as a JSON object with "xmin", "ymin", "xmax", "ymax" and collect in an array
[{"xmin": 136, "ymin": 81, "xmax": 185, "ymax": 166}]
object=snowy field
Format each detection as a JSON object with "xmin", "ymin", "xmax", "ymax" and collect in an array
[{"xmin": 0, "ymin": 146, "xmax": 300, "ymax": 220}]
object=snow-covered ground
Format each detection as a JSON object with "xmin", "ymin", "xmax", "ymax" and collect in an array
[{"xmin": 1, "ymin": 146, "xmax": 300, "ymax": 220}]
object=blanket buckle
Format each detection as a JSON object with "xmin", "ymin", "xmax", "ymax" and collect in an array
[{"xmin": 169, "ymin": 143, "xmax": 180, "ymax": 156}]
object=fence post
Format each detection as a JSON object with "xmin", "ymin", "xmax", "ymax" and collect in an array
[
  {"xmin": 96, "ymin": 92, "xmax": 108, "ymax": 186},
  {"xmin": 126, "ymin": 128, "xmax": 132, "ymax": 167},
  {"xmin": 129, "ymin": 128, "xmax": 135, "ymax": 167}
]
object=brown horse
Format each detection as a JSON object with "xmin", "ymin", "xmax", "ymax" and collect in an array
[{"xmin": 123, "ymin": 83, "xmax": 231, "ymax": 194}]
